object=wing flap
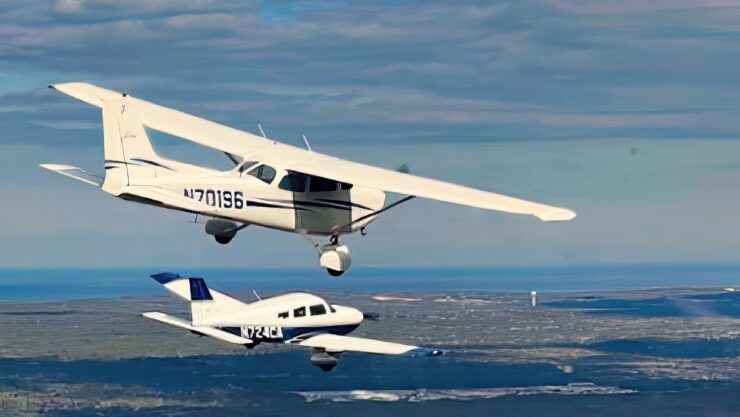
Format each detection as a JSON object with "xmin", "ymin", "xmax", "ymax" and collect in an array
[
  {"xmin": 143, "ymin": 312, "xmax": 252, "ymax": 345},
  {"xmin": 39, "ymin": 163, "xmax": 102, "ymax": 187},
  {"xmin": 290, "ymin": 160, "xmax": 576, "ymax": 221},
  {"xmin": 297, "ymin": 333, "xmax": 418, "ymax": 355}
]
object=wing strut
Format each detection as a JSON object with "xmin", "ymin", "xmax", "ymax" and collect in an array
[{"xmin": 332, "ymin": 195, "xmax": 416, "ymax": 234}]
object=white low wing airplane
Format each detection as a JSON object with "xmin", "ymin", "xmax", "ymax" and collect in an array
[
  {"xmin": 41, "ymin": 83, "xmax": 576, "ymax": 276},
  {"xmin": 144, "ymin": 273, "xmax": 442, "ymax": 371}
]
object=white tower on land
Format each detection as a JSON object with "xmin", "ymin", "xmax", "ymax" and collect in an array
[{"xmin": 530, "ymin": 290, "xmax": 537, "ymax": 307}]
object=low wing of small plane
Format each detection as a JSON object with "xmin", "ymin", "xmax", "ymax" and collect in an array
[
  {"xmin": 296, "ymin": 333, "xmax": 440, "ymax": 356},
  {"xmin": 46, "ymin": 82, "xmax": 576, "ymax": 223}
]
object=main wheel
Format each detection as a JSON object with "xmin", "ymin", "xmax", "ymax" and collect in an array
[
  {"xmin": 327, "ymin": 268, "xmax": 344, "ymax": 277},
  {"xmin": 215, "ymin": 235, "xmax": 233, "ymax": 244}
]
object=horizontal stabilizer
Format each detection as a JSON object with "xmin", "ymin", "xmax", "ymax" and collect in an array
[
  {"xmin": 298, "ymin": 333, "xmax": 422, "ymax": 355},
  {"xmin": 39, "ymin": 164, "xmax": 102, "ymax": 187},
  {"xmin": 142, "ymin": 312, "xmax": 252, "ymax": 345}
]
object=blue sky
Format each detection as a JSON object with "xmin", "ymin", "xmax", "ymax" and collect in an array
[{"xmin": 3, "ymin": 0, "xmax": 740, "ymax": 268}]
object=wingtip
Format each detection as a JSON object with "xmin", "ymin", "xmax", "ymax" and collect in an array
[
  {"xmin": 408, "ymin": 347, "xmax": 445, "ymax": 357},
  {"xmin": 537, "ymin": 208, "xmax": 577, "ymax": 222}
]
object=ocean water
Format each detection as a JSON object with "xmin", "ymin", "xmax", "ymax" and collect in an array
[
  {"xmin": 0, "ymin": 263, "xmax": 738, "ymax": 302},
  {"xmin": 2, "ymin": 353, "xmax": 737, "ymax": 417}
]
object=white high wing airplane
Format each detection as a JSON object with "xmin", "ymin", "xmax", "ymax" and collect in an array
[
  {"xmin": 41, "ymin": 83, "xmax": 576, "ymax": 276},
  {"xmin": 144, "ymin": 273, "xmax": 442, "ymax": 371}
]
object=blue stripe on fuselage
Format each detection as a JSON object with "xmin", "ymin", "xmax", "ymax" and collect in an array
[
  {"xmin": 217, "ymin": 324, "xmax": 360, "ymax": 343},
  {"xmin": 281, "ymin": 324, "xmax": 359, "ymax": 341}
]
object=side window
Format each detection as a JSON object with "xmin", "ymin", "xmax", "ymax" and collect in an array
[
  {"xmin": 340, "ymin": 182, "xmax": 353, "ymax": 190},
  {"xmin": 309, "ymin": 175, "xmax": 339, "ymax": 192},
  {"xmin": 329, "ymin": 305, "xmax": 336, "ymax": 313},
  {"xmin": 278, "ymin": 172, "xmax": 308, "ymax": 192},
  {"xmin": 247, "ymin": 164, "xmax": 276, "ymax": 184},
  {"xmin": 309, "ymin": 304, "xmax": 327, "ymax": 316},
  {"xmin": 293, "ymin": 306, "xmax": 306, "ymax": 318},
  {"xmin": 277, "ymin": 311, "xmax": 288, "ymax": 319}
]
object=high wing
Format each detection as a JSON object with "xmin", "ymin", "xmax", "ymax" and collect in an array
[
  {"xmin": 289, "ymin": 160, "xmax": 575, "ymax": 221},
  {"xmin": 296, "ymin": 333, "xmax": 440, "ymax": 356},
  {"xmin": 48, "ymin": 82, "xmax": 272, "ymax": 157},
  {"xmin": 49, "ymin": 82, "xmax": 575, "ymax": 222},
  {"xmin": 142, "ymin": 312, "xmax": 253, "ymax": 345}
]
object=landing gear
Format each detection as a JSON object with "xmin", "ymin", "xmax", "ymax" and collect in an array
[
  {"xmin": 302, "ymin": 234, "xmax": 353, "ymax": 277},
  {"xmin": 327, "ymin": 268, "xmax": 344, "ymax": 277},
  {"xmin": 310, "ymin": 349, "xmax": 339, "ymax": 371},
  {"xmin": 214, "ymin": 235, "xmax": 233, "ymax": 245},
  {"xmin": 205, "ymin": 219, "xmax": 248, "ymax": 245},
  {"xmin": 319, "ymin": 238, "xmax": 351, "ymax": 277}
]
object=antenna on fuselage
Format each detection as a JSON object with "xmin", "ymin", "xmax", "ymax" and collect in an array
[
  {"xmin": 257, "ymin": 122, "xmax": 277, "ymax": 145},
  {"xmin": 252, "ymin": 290, "xmax": 262, "ymax": 301},
  {"xmin": 301, "ymin": 134, "xmax": 313, "ymax": 152},
  {"xmin": 257, "ymin": 123, "xmax": 267, "ymax": 138}
]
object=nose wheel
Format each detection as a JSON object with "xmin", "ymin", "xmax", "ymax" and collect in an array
[
  {"xmin": 327, "ymin": 268, "xmax": 344, "ymax": 277},
  {"xmin": 214, "ymin": 235, "xmax": 233, "ymax": 244},
  {"xmin": 318, "ymin": 235, "xmax": 352, "ymax": 277},
  {"xmin": 302, "ymin": 234, "xmax": 353, "ymax": 277}
]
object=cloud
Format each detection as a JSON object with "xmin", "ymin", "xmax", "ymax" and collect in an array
[
  {"xmin": 545, "ymin": 0, "xmax": 740, "ymax": 14},
  {"xmin": 3, "ymin": 0, "xmax": 740, "ymax": 267}
]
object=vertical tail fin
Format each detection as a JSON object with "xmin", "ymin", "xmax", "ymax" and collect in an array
[
  {"xmin": 151, "ymin": 273, "xmax": 248, "ymax": 326},
  {"xmin": 47, "ymin": 83, "xmax": 167, "ymax": 194},
  {"xmin": 101, "ymin": 98, "xmax": 164, "ymax": 193}
]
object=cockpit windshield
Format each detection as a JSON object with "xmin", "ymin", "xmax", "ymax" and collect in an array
[
  {"xmin": 309, "ymin": 304, "xmax": 327, "ymax": 316},
  {"xmin": 247, "ymin": 164, "xmax": 276, "ymax": 184},
  {"xmin": 238, "ymin": 161, "xmax": 258, "ymax": 173}
]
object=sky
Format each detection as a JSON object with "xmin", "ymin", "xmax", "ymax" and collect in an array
[{"xmin": 3, "ymin": 0, "xmax": 740, "ymax": 268}]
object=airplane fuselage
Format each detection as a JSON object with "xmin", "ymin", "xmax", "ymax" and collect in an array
[
  {"xmin": 112, "ymin": 159, "xmax": 387, "ymax": 236},
  {"xmin": 192, "ymin": 291, "xmax": 365, "ymax": 346}
]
